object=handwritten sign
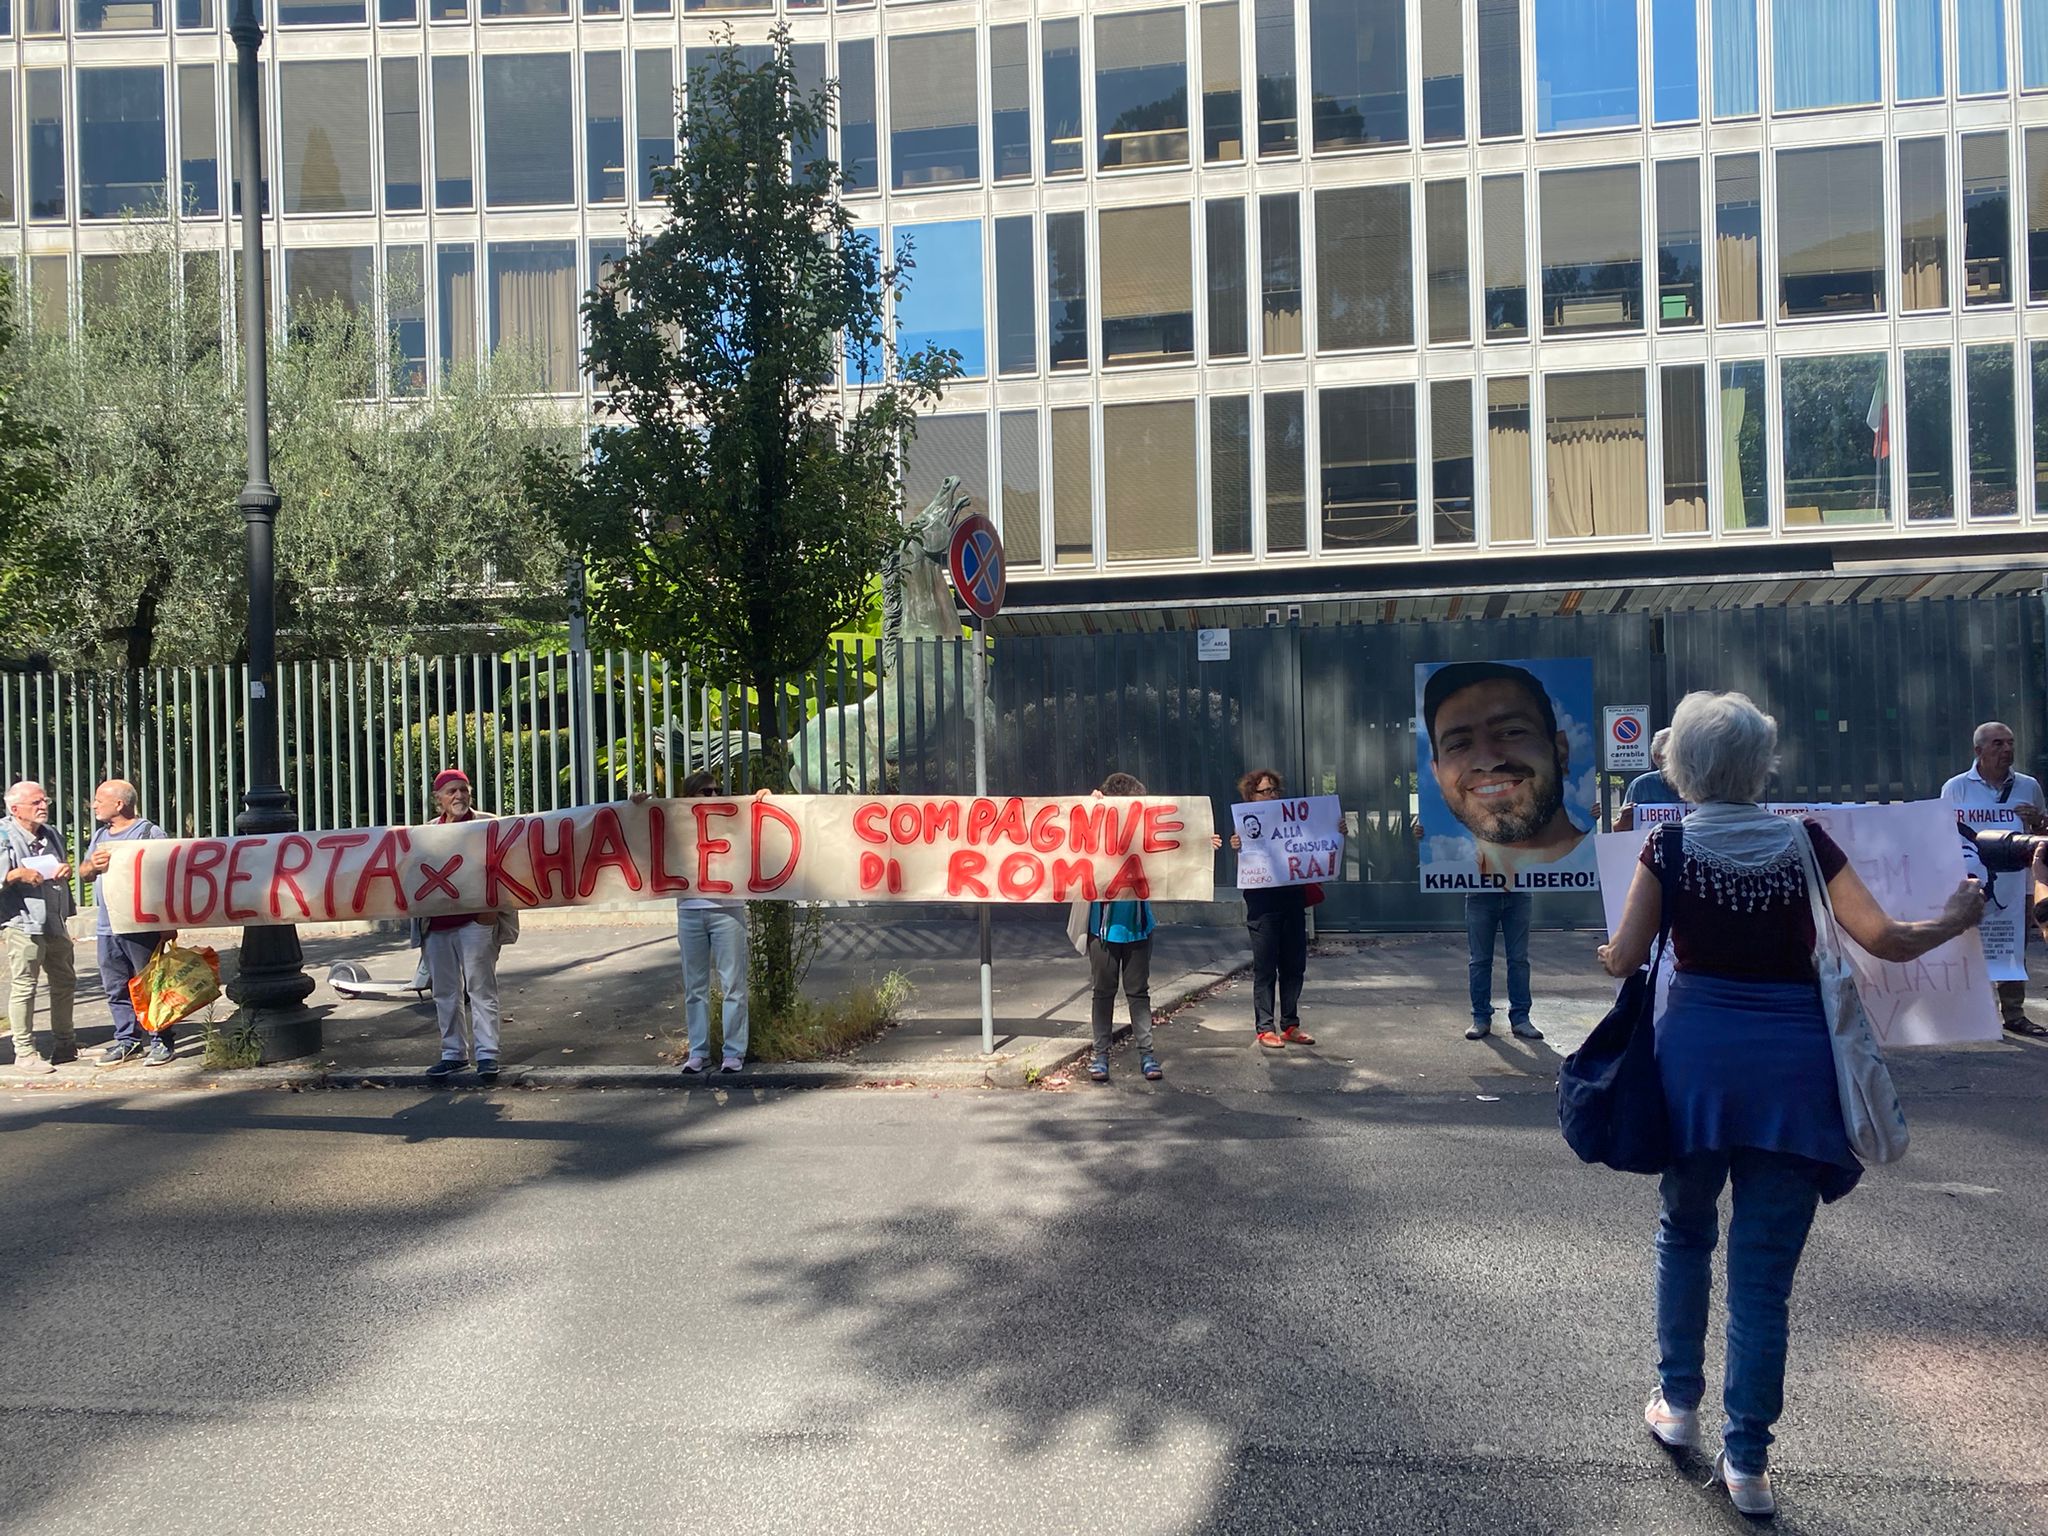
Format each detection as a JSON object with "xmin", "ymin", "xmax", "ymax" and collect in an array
[
  {"xmin": 1231, "ymin": 794, "xmax": 1343, "ymax": 890},
  {"xmin": 99, "ymin": 795, "xmax": 1216, "ymax": 933},
  {"xmin": 1595, "ymin": 801, "xmax": 1999, "ymax": 1047}
]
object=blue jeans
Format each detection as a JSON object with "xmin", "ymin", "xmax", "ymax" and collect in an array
[
  {"xmin": 1656, "ymin": 1148, "xmax": 1824, "ymax": 1475},
  {"xmin": 677, "ymin": 905, "xmax": 748, "ymax": 1061},
  {"xmin": 1464, "ymin": 892, "xmax": 1531, "ymax": 1028}
]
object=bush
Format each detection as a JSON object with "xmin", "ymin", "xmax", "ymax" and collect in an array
[{"xmin": 687, "ymin": 970, "xmax": 915, "ymax": 1064}]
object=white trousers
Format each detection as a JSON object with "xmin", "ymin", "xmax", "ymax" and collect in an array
[{"xmin": 424, "ymin": 922, "xmax": 501, "ymax": 1061}]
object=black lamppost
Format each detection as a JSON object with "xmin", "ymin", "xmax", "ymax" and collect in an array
[{"xmin": 225, "ymin": 0, "xmax": 318, "ymax": 1059}]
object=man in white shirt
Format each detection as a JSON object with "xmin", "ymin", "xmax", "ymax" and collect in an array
[{"xmin": 1942, "ymin": 721, "xmax": 2048, "ymax": 1036}]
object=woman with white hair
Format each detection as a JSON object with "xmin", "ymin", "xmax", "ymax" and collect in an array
[{"xmin": 1598, "ymin": 690, "xmax": 1985, "ymax": 1518}]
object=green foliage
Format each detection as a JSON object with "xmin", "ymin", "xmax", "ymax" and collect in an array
[
  {"xmin": 691, "ymin": 962, "xmax": 915, "ymax": 1064},
  {"xmin": 203, "ymin": 1010, "xmax": 262, "ymax": 1069},
  {"xmin": 0, "ymin": 267, "xmax": 65, "ymax": 647}
]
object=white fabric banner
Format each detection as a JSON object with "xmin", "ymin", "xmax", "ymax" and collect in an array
[
  {"xmin": 1231, "ymin": 794, "xmax": 1343, "ymax": 889},
  {"xmin": 100, "ymin": 795, "xmax": 1217, "ymax": 932},
  {"xmin": 1594, "ymin": 800, "xmax": 2000, "ymax": 1047}
]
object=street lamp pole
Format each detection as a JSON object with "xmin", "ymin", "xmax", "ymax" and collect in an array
[{"xmin": 225, "ymin": 0, "xmax": 318, "ymax": 1059}]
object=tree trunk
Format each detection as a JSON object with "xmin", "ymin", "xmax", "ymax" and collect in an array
[
  {"xmin": 745, "ymin": 667, "xmax": 801, "ymax": 1031},
  {"xmin": 125, "ymin": 554, "xmax": 173, "ymax": 673}
]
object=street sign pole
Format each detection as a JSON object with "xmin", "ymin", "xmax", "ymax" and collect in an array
[
  {"xmin": 948, "ymin": 512, "xmax": 1007, "ymax": 1059},
  {"xmin": 973, "ymin": 614, "xmax": 992, "ymax": 1055}
]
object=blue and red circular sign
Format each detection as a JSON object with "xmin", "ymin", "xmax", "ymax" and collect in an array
[
  {"xmin": 948, "ymin": 513, "xmax": 1006, "ymax": 620},
  {"xmin": 1612, "ymin": 716, "xmax": 1642, "ymax": 745}
]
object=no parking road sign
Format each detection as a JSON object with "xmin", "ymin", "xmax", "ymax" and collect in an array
[
  {"xmin": 1603, "ymin": 705, "xmax": 1651, "ymax": 772},
  {"xmin": 949, "ymin": 513, "xmax": 1006, "ymax": 620}
]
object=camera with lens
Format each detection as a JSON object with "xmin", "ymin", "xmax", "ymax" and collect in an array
[{"xmin": 1957, "ymin": 820, "xmax": 2048, "ymax": 924}]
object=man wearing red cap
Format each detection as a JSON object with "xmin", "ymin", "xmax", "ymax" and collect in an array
[{"xmin": 422, "ymin": 768, "xmax": 511, "ymax": 1083}]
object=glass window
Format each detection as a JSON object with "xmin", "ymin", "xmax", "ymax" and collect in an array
[
  {"xmin": 488, "ymin": 240, "xmax": 576, "ymax": 393},
  {"xmin": 1097, "ymin": 9, "xmax": 1189, "ymax": 169},
  {"xmin": 29, "ymin": 254, "xmax": 65, "ymax": 337},
  {"xmin": 1317, "ymin": 184, "xmax": 1413, "ymax": 350},
  {"xmin": 1043, "ymin": 18, "xmax": 1084, "ymax": 176},
  {"xmin": 78, "ymin": 0, "xmax": 159, "ymax": 30},
  {"xmin": 1254, "ymin": 0, "xmax": 1297, "ymax": 156},
  {"xmin": 388, "ymin": 245, "xmax": 426, "ymax": 396},
  {"xmin": 380, "ymin": 59, "xmax": 422, "ymax": 214},
  {"xmin": 1896, "ymin": 0, "xmax": 1943, "ymax": 100},
  {"xmin": 1968, "ymin": 344, "xmax": 2018, "ymax": 516},
  {"xmin": 2029, "ymin": 129, "xmax": 2048, "ymax": 303},
  {"xmin": 181, "ymin": 251, "xmax": 218, "ymax": 332},
  {"xmin": 991, "ymin": 24, "xmax": 1031, "ymax": 180},
  {"xmin": 482, "ymin": 55, "xmax": 573, "ymax": 209},
  {"xmin": 1051, "ymin": 405, "xmax": 1093, "ymax": 565},
  {"xmin": 177, "ymin": 63, "xmax": 217, "ymax": 218},
  {"xmin": 903, "ymin": 416, "xmax": 990, "ymax": 524},
  {"xmin": 286, "ymin": 247, "xmax": 373, "ymax": 342},
  {"xmin": 1101, "ymin": 205, "xmax": 1193, "ymax": 365},
  {"xmin": 1487, "ymin": 377, "xmax": 1534, "ymax": 540},
  {"xmin": 1780, "ymin": 352, "xmax": 1889, "ymax": 525},
  {"xmin": 1211, "ymin": 395, "xmax": 1254, "ymax": 555},
  {"xmin": 1959, "ymin": 0, "xmax": 2008, "ymax": 94},
  {"xmin": 1712, "ymin": 0, "xmax": 1759, "ymax": 116},
  {"xmin": 1900, "ymin": 137, "xmax": 1948, "ymax": 312},
  {"xmin": 1545, "ymin": 370, "xmax": 1647, "ymax": 537},
  {"xmin": 1540, "ymin": 164, "xmax": 1642, "ymax": 335},
  {"xmin": 1202, "ymin": 1, "xmax": 1243, "ymax": 162},
  {"xmin": 1964, "ymin": 133, "xmax": 2011, "ymax": 307},
  {"xmin": 791, "ymin": 41, "xmax": 828, "ymax": 183},
  {"xmin": 27, "ymin": 69, "xmax": 64, "ymax": 221},
  {"xmin": 1656, "ymin": 159, "xmax": 1703, "ymax": 328},
  {"xmin": 1535, "ymin": 0, "xmax": 1639, "ymax": 131},
  {"xmin": 890, "ymin": 32, "xmax": 978, "ymax": 188},
  {"xmin": 1721, "ymin": 360, "xmax": 1767, "ymax": 529},
  {"xmin": 585, "ymin": 53, "xmax": 624, "ymax": 205},
  {"xmin": 1715, "ymin": 152, "xmax": 1762, "ymax": 323},
  {"xmin": 2029, "ymin": 0, "xmax": 2048, "ymax": 89},
  {"xmin": 1903, "ymin": 347, "xmax": 1953, "ymax": 521},
  {"xmin": 1776, "ymin": 144, "xmax": 1883, "ymax": 319},
  {"xmin": 998, "ymin": 409, "xmax": 1042, "ymax": 567},
  {"xmin": 382, "ymin": 0, "xmax": 417, "ymax": 20},
  {"xmin": 1662, "ymin": 365, "xmax": 1709, "ymax": 533},
  {"xmin": 896, "ymin": 220, "xmax": 985, "ymax": 379},
  {"xmin": 1773, "ymin": 0, "xmax": 1878, "ymax": 110},
  {"xmin": 1478, "ymin": 0, "xmax": 1523, "ymax": 137},
  {"xmin": 1047, "ymin": 210, "xmax": 1088, "ymax": 371},
  {"xmin": 1260, "ymin": 192, "xmax": 1303, "ymax": 354},
  {"xmin": 431, "ymin": 0, "xmax": 467, "ymax": 21},
  {"xmin": 79, "ymin": 67, "xmax": 167, "ymax": 221},
  {"xmin": 1424, "ymin": 180, "xmax": 1469, "ymax": 345},
  {"xmin": 1104, "ymin": 401, "xmax": 1198, "ymax": 560},
  {"xmin": 278, "ymin": 0, "xmax": 366, "ymax": 22},
  {"xmin": 1653, "ymin": 0, "xmax": 1700, "ymax": 121},
  {"xmin": 280, "ymin": 62, "xmax": 371, "ymax": 216},
  {"xmin": 839, "ymin": 40, "xmax": 877, "ymax": 193},
  {"xmin": 1321, "ymin": 384, "xmax": 1417, "ymax": 549},
  {"xmin": 1483, "ymin": 175, "xmax": 1528, "ymax": 340},
  {"xmin": 632, "ymin": 0, "xmax": 666, "ymax": 16},
  {"xmin": 1422, "ymin": 0, "xmax": 1466, "ymax": 142},
  {"xmin": 994, "ymin": 215, "xmax": 1034, "ymax": 376},
  {"xmin": 1309, "ymin": 0, "xmax": 1407, "ymax": 149},
  {"xmin": 1207, "ymin": 198, "xmax": 1250, "ymax": 359},
  {"xmin": 438, "ymin": 242, "xmax": 477, "ymax": 377},
  {"xmin": 1264, "ymin": 391, "xmax": 1306, "ymax": 551},
  {"xmin": 634, "ymin": 50, "xmax": 673, "ymax": 203},
  {"xmin": 0, "ymin": 77, "xmax": 13, "ymax": 224},
  {"xmin": 82, "ymin": 255, "xmax": 132, "ymax": 325},
  {"xmin": 431, "ymin": 56, "xmax": 473, "ymax": 209},
  {"xmin": 1432, "ymin": 380, "xmax": 1475, "ymax": 544},
  {"xmin": 2034, "ymin": 342, "xmax": 2048, "ymax": 514}
]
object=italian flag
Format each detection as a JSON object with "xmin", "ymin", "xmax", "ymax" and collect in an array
[{"xmin": 1866, "ymin": 378, "xmax": 1890, "ymax": 460}]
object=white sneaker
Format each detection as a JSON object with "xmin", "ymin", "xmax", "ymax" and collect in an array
[
  {"xmin": 1644, "ymin": 1391, "xmax": 1698, "ymax": 1450},
  {"xmin": 1716, "ymin": 1451, "xmax": 1776, "ymax": 1518}
]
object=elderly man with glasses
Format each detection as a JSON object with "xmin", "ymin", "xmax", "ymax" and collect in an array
[{"xmin": 2, "ymin": 780, "xmax": 77, "ymax": 1073}]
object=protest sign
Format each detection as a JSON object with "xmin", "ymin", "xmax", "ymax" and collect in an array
[
  {"xmin": 1415, "ymin": 657, "xmax": 1599, "ymax": 894},
  {"xmin": 100, "ymin": 795, "xmax": 1216, "ymax": 932},
  {"xmin": 1594, "ymin": 800, "xmax": 2000, "ymax": 1046},
  {"xmin": 1231, "ymin": 794, "xmax": 1342, "ymax": 889}
]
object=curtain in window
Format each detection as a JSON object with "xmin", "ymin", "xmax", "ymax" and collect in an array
[
  {"xmin": 998, "ymin": 410, "xmax": 1042, "ymax": 566},
  {"xmin": 1104, "ymin": 402, "xmax": 1198, "ymax": 561},
  {"xmin": 1895, "ymin": 0, "xmax": 1943, "ymax": 99},
  {"xmin": 1719, "ymin": 386, "xmax": 1749, "ymax": 529},
  {"xmin": 1958, "ymin": 0, "xmax": 2008, "ymax": 94},
  {"xmin": 1772, "ymin": 0, "xmax": 1879, "ymax": 110},
  {"xmin": 1711, "ymin": 0, "xmax": 1759, "ymax": 115},
  {"xmin": 1487, "ymin": 379, "xmax": 1534, "ymax": 541},
  {"xmin": 1545, "ymin": 375, "xmax": 1647, "ymax": 537},
  {"xmin": 489, "ymin": 243, "xmax": 575, "ymax": 392}
]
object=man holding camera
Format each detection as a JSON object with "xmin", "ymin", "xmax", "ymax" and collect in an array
[{"xmin": 1943, "ymin": 721, "xmax": 2048, "ymax": 1037}]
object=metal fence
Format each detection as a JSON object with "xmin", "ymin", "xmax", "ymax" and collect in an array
[{"xmin": 6, "ymin": 594, "xmax": 2042, "ymax": 931}]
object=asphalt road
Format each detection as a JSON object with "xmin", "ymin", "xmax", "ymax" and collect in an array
[{"xmin": 3, "ymin": 1018, "xmax": 2045, "ymax": 1535}]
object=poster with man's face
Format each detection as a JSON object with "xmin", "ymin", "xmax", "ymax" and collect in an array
[{"xmin": 1415, "ymin": 659, "xmax": 1599, "ymax": 894}]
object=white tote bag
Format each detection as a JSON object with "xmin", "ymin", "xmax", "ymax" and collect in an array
[{"xmin": 1794, "ymin": 827, "xmax": 1911, "ymax": 1165}]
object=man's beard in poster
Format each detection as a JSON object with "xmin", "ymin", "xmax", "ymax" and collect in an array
[{"xmin": 1461, "ymin": 748, "xmax": 1569, "ymax": 846}]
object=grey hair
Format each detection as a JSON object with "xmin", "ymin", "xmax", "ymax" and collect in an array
[
  {"xmin": 1663, "ymin": 691, "xmax": 1778, "ymax": 805},
  {"xmin": 1973, "ymin": 720, "xmax": 2015, "ymax": 751},
  {"xmin": 1649, "ymin": 727, "xmax": 1673, "ymax": 762},
  {"xmin": 4, "ymin": 780, "xmax": 42, "ymax": 810},
  {"xmin": 99, "ymin": 779, "xmax": 138, "ymax": 814}
]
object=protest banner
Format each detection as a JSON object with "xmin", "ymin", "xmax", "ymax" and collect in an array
[
  {"xmin": 100, "ymin": 795, "xmax": 1216, "ymax": 933},
  {"xmin": 1593, "ymin": 800, "xmax": 2000, "ymax": 1046},
  {"xmin": 1415, "ymin": 657, "xmax": 1599, "ymax": 894},
  {"xmin": 1231, "ymin": 794, "xmax": 1342, "ymax": 889}
]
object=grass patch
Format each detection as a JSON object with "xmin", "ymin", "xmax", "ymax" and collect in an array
[
  {"xmin": 200, "ymin": 1009, "xmax": 261, "ymax": 1069},
  {"xmin": 679, "ymin": 971, "xmax": 915, "ymax": 1064}
]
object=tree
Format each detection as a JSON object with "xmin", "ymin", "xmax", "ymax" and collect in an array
[
  {"xmin": 0, "ymin": 267, "xmax": 66, "ymax": 649},
  {"xmin": 14, "ymin": 220, "xmax": 574, "ymax": 671},
  {"xmin": 533, "ymin": 31, "xmax": 956, "ymax": 1023}
]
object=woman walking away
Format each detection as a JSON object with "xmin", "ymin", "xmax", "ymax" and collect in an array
[
  {"xmin": 1232, "ymin": 768, "xmax": 1314, "ymax": 1050},
  {"xmin": 1598, "ymin": 691, "xmax": 1985, "ymax": 1519}
]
